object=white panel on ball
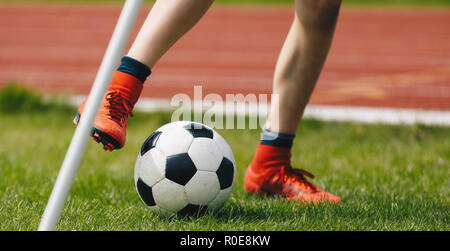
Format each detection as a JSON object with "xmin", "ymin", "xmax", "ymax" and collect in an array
[
  {"xmin": 152, "ymin": 179, "xmax": 188, "ymax": 212},
  {"xmin": 208, "ymin": 186, "xmax": 233, "ymax": 210},
  {"xmin": 156, "ymin": 121, "xmax": 192, "ymax": 133},
  {"xmin": 188, "ymin": 138, "xmax": 223, "ymax": 172},
  {"xmin": 156, "ymin": 127, "xmax": 194, "ymax": 156},
  {"xmin": 137, "ymin": 148, "xmax": 166, "ymax": 187},
  {"xmin": 185, "ymin": 171, "xmax": 221, "ymax": 205},
  {"xmin": 213, "ymin": 131, "xmax": 236, "ymax": 166}
]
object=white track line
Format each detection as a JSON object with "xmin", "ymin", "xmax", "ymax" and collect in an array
[
  {"xmin": 70, "ymin": 96, "xmax": 450, "ymax": 126},
  {"xmin": 303, "ymin": 105, "xmax": 450, "ymax": 126}
]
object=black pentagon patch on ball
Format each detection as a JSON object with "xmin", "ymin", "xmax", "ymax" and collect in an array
[
  {"xmin": 165, "ymin": 153, "xmax": 197, "ymax": 186},
  {"xmin": 136, "ymin": 178, "xmax": 156, "ymax": 207},
  {"xmin": 177, "ymin": 204, "xmax": 208, "ymax": 217},
  {"xmin": 140, "ymin": 131, "xmax": 162, "ymax": 156},
  {"xmin": 216, "ymin": 157, "xmax": 234, "ymax": 189},
  {"xmin": 183, "ymin": 123, "xmax": 213, "ymax": 139}
]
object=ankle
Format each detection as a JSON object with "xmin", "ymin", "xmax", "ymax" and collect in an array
[
  {"xmin": 108, "ymin": 71, "xmax": 144, "ymax": 105},
  {"xmin": 117, "ymin": 56, "xmax": 151, "ymax": 84},
  {"xmin": 260, "ymin": 125, "xmax": 295, "ymax": 148},
  {"xmin": 250, "ymin": 143, "xmax": 292, "ymax": 172}
]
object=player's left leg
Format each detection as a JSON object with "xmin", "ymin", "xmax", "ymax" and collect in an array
[
  {"xmin": 127, "ymin": 0, "xmax": 214, "ymax": 68},
  {"xmin": 244, "ymin": 0, "xmax": 342, "ymax": 205},
  {"xmin": 75, "ymin": 0, "xmax": 214, "ymax": 151}
]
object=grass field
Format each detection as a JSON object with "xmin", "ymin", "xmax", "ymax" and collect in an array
[
  {"xmin": 0, "ymin": 85, "xmax": 448, "ymax": 231},
  {"xmin": 1, "ymin": 0, "xmax": 450, "ymax": 8}
]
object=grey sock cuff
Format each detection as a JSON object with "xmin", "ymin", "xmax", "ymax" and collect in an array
[{"xmin": 260, "ymin": 125, "xmax": 295, "ymax": 148}]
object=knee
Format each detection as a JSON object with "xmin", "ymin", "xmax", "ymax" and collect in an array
[{"xmin": 296, "ymin": 0, "xmax": 342, "ymax": 31}]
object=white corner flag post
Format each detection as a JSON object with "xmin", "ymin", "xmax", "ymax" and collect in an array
[{"xmin": 38, "ymin": 0, "xmax": 143, "ymax": 231}]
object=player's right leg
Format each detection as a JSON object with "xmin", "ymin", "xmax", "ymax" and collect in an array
[
  {"xmin": 244, "ymin": 0, "xmax": 342, "ymax": 205},
  {"xmin": 74, "ymin": 0, "xmax": 214, "ymax": 151}
]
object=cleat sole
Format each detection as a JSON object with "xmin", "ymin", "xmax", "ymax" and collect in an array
[
  {"xmin": 92, "ymin": 135, "xmax": 101, "ymax": 143},
  {"xmin": 73, "ymin": 111, "xmax": 122, "ymax": 151},
  {"xmin": 91, "ymin": 127, "xmax": 122, "ymax": 151}
]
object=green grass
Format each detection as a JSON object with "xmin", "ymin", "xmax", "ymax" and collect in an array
[
  {"xmin": 0, "ymin": 85, "xmax": 448, "ymax": 231},
  {"xmin": 1, "ymin": 0, "xmax": 450, "ymax": 8}
]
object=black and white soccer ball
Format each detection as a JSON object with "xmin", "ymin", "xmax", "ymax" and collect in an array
[{"xmin": 134, "ymin": 121, "xmax": 236, "ymax": 216}]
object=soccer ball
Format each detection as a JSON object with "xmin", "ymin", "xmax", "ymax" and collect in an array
[{"xmin": 134, "ymin": 121, "xmax": 236, "ymax": 216}]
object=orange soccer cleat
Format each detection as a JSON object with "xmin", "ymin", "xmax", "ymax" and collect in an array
[
  {"xmin": 244, "ymin": 143, "xmax": 341, "ymax": 205},
  {"xmin": 73, "ymin": 71, "xmax": 143, "ymax": 151}
]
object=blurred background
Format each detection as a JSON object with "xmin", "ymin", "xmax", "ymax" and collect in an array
[{"xmin": 0, "ymin": 0, "xmax": 449, "ymax": 124}]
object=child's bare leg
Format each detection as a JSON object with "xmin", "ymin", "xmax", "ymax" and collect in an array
[
  {"xmin": 75, "ymin": 0, "xmax": 214, "ymax": 150},
  {"xmin": 127, "ymin": 0, "xmax": 214, "ymax": 68},
  {"xmin": 245, "ymin": 0, "xmax": 342, "ymax": 205},
  {"xmin": 266, "ymin": 0, "xmax": 341, "ymax": 134}
]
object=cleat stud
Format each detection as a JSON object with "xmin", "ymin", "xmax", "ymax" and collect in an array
[{"xmin": 103, "ymin": 144, "xmax": 113, "ymax": 151}]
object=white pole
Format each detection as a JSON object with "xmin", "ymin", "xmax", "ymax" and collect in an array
[{"xmin": 38, "ymin": 0, "xmax": 143, "ymax": 231}]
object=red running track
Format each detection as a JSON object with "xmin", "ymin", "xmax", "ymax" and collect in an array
[{"xmin": 1, "ymin": 3, "xmax": 449, "ymax": 110}]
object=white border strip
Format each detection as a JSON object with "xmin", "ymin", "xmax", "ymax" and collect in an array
[
  {"xmin": 70, "ymin": 96, "xmax": 450, "ymax": 126},
  {"xmin": 303, "ymin": 105, "xmax": 450, "ymax": 126}
]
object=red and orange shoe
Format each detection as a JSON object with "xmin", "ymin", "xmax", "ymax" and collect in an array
[
  {"xmin": 73, "ymin": 71, "xmax": 143, "ymax": 151},
  {"xmin": 244, "ymin": 143, "xmax": 340, "ymax": 205}
]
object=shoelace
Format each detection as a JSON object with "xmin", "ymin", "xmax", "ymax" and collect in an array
[
  {"xmin": 105, "ymin": 91, "xmax": 134, "ymax": 125},
  {"xmin": 273, "ymin": 165, "xmax": 318, "ymax": 192}
]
